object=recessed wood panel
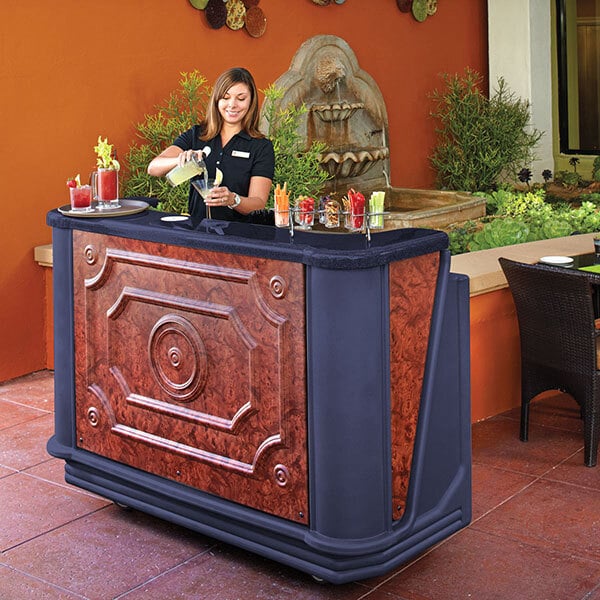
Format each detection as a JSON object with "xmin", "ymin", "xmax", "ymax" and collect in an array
[
  {"xmin": 389, "ymin": 253, "xmax": 439, "ymax": 520},
  {"xmin": 72, "ymin": 231, "xmax": 308, "ymax": 524}
]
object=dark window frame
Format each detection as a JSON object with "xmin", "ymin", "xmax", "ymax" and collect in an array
[
  {"xmin": 556, "ymin": 0, "xmax": 600, "ymax": 155},
  {"xmin": 556, "ymin": 0, "xmax": 572, "ymax": 154}
]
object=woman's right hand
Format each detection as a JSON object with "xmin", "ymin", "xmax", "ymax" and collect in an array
[
  {"xmin": 177, "ymin": 149, "xmax": 202, "ymax": 167},
  {"xmin": 148, "ymin": 145, "xmax": 196, "ymax": 177}
]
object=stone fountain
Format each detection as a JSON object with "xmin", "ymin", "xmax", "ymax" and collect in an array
[{"xmin": 262, "ymin": 35, "xmax": 485, "ymax": 229}]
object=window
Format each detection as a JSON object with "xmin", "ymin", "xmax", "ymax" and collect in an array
[{"xmin": 557, "ymin": 0, "xmax": 600, "ymax": 154}]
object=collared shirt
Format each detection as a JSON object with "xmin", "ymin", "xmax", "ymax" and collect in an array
[{"xmin": 173, "ymin": 124, "xmax": 274, "ymax": 221}]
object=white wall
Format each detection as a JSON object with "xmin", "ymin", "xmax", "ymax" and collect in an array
[{"xmin": 488, "ymin": 0, "xmax": 554, "ymax": 180}]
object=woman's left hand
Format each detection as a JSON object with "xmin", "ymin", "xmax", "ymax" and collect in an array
[{"xmin": 204, "ymin": 185, "xmax": 233, "ymax": 207}]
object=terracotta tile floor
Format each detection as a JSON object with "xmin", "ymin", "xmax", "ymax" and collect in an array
[{"xmin": 1, "ymin": 371, "xmax": 600, "ymax": 599}]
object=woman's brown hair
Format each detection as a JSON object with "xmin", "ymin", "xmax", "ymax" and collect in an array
[{"xmin": 201, "ymin": 67, "xmax": 265, "ymax": 141}]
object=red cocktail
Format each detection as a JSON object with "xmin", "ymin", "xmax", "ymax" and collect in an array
[
  {"xmin": 96, "ymin": 168, "xmax": 119, "ymax": 209},
  {"xmin": 69, "ymin": 185, "xmax": 93, "ymax": 212}
]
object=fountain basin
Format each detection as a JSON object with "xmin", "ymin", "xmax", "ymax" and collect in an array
[
  {"xmin": 311, "ymin": 102, "xmax": 365, "ymax": 122},
  {"xmin": 319, "ymin": 147, "xmax": 389, "ymax": 179},
  {"xmin": 372, "ymin": 187, "xmax": 486, "ymax": 230}
]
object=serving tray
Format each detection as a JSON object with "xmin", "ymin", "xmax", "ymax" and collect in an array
[{"xmin": 58, "ymin": 199, "xmax": 149, "ymax": 218}]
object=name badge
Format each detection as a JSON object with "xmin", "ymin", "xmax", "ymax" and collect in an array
[{"xmin": 232, "ymin": 150, "xmax": 250, "ymax": 158}]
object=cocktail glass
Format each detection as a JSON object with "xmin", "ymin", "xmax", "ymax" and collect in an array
[
  {"xmin": 191, "ymin": 178, "xmax": 217, "ymax": 219},
  {"xmin": 69, "ymin": 185, "xmax": 93, "ymax": 213}
]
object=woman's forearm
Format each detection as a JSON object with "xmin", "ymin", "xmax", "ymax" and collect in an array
[
  {"xmin": 234, "ymin": 176, "xmax": 272, "ymax": 215},
  {"xmin": 147, "ymin": 145, "xmax": 186, "ymax": 177}
]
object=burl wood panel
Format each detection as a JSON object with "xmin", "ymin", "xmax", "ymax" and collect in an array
[
  {"xmin": 72, "ymin": 231, "xmax": 308, "ymax": 524},
  {"xmin": 389, "ymin": 253, "xmax": 440, "ymax": 520}
]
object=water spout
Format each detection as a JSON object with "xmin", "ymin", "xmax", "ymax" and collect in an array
[{"xmin": 382, "ymin": 168, "xmax": 391, "ymax": 189}]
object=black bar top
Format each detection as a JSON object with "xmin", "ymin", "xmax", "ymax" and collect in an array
[{"xmin": 47, "ymin": 206, "xmax": 448, "ymax": 270}]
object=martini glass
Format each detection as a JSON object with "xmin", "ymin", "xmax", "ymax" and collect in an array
[{"xmin": 191, "ymin": 178, "xmax": 217, "ymax": 219}]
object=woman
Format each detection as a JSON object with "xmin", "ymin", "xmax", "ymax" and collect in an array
[{"xmin": 148, "ymin": 67, "xmax": 274, "ymax": 221}]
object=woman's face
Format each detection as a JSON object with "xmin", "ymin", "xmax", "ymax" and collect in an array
[{"xmin": 218, "ymin": 82, "xmax": 251, "ymax": 128}]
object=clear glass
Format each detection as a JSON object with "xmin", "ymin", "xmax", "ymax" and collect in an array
[
  {"xmin": 368, "ymin": 191, "xmax": 385, "ymax": 229},
  {"xmin": 274, "ymin": 208, "xmax": 289, "ymax": 227},
  {"xmin": 92, "ymin": 168, "xmax": 120, "ymax": 210},
  {"xmin": 191, "ymin": 178, "xmax": 216, "ymax": 219},
  {"xmin": 324, "ymin": 199, "xmax": 340, "ymax": 228},
  {"xmin": 346, "ymin": 194, "xmax": 365, "ymax": 231},
  {"xmin": 69, "ymin": 185, "xmax": 93, "ymax": 212},
  {"xmin": 295, "ymin": 197, "xmax": 315, "ymax": 230}
]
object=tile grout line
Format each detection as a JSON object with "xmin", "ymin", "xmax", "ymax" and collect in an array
[
  {"xmin": 17, "ymin": 468, "xmax": 112, "ymax": 501},
  {"xmin": 1, "ymin": 504, "xmax": 111, "ymax": 555},
  {"xmin": 470, "ymin": 447, "xmax": 586, "ymax": 524},
  {"xmin": 358, "ymin": 446, "xmax": 599, "ymax": 597},
  {"xmin": 111, "ymin": 545, "xmax": 222, "ymax": 599},
  {"xmin": 0, "ymin": 564, "xmax": 89, "ymax": 600}
]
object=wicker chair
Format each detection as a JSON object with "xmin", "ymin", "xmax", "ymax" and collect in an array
[{"xmin": 499, "ymin": 257, "xmax": 600, "ymax": 467}]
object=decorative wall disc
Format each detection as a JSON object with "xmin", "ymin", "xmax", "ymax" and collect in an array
[
  {"xmin": 396, "ymin": 0, "xmax": 413, "ymax": 12},
  {"xmin": 411, "ymin": 0, "xmax": 428, "ymax": 22},
  {"xmin": 245, "ymin": 5, "xmax": 267, "ymax": 37},
  {"xmin": 226, "ymin": 0, "xmax": 246, "ymax": 30},
  {"xmin": 205, "ymin": 0, "xmax": 227, "ymax": 28}
]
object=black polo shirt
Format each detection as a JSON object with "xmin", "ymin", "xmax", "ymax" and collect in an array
[{"xmin": 173, "ymin": 124, "xmax": 275, "ymax": 221}]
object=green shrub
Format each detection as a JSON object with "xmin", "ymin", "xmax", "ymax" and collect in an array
[
  {"xmin": 469, "ymin": 218, "xmax": 530, "ymax": 251},
  {"xmin": 261, "ymin": 85, "xmax": 330, "ymax": 206},
  {"xmin": 121, "ymin": 76, "xmax": 331, "ymax": 213},
  {"xmin": 554, "ymin": 169, "xmax": 584, "ymax": 188},
  {"xmin": 446, "ymin": 220, "xmax": 479, "ymax": 255},
  {"xmin": 448, "ymin": 189, "xmax": 600, "ymax": 254},
  {"xmin": 429, "ymin": 68, "xmax": 542, "ymax": 192},
  {"xmin": 593, "ymin": 156, "xmax": 600, "ymax": 182},
  {"xmin": 121, "ymin": 71, "xmax": 211, "ymax": 213}
]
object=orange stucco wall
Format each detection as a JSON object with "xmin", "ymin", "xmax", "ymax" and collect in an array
[
  {"xmin": 470, "ymin": 289, "xmax": 521, "ymax": 422},
  {"xmin": 0, "ymin": 1, "xmax": 488, "ymax": 383}
]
